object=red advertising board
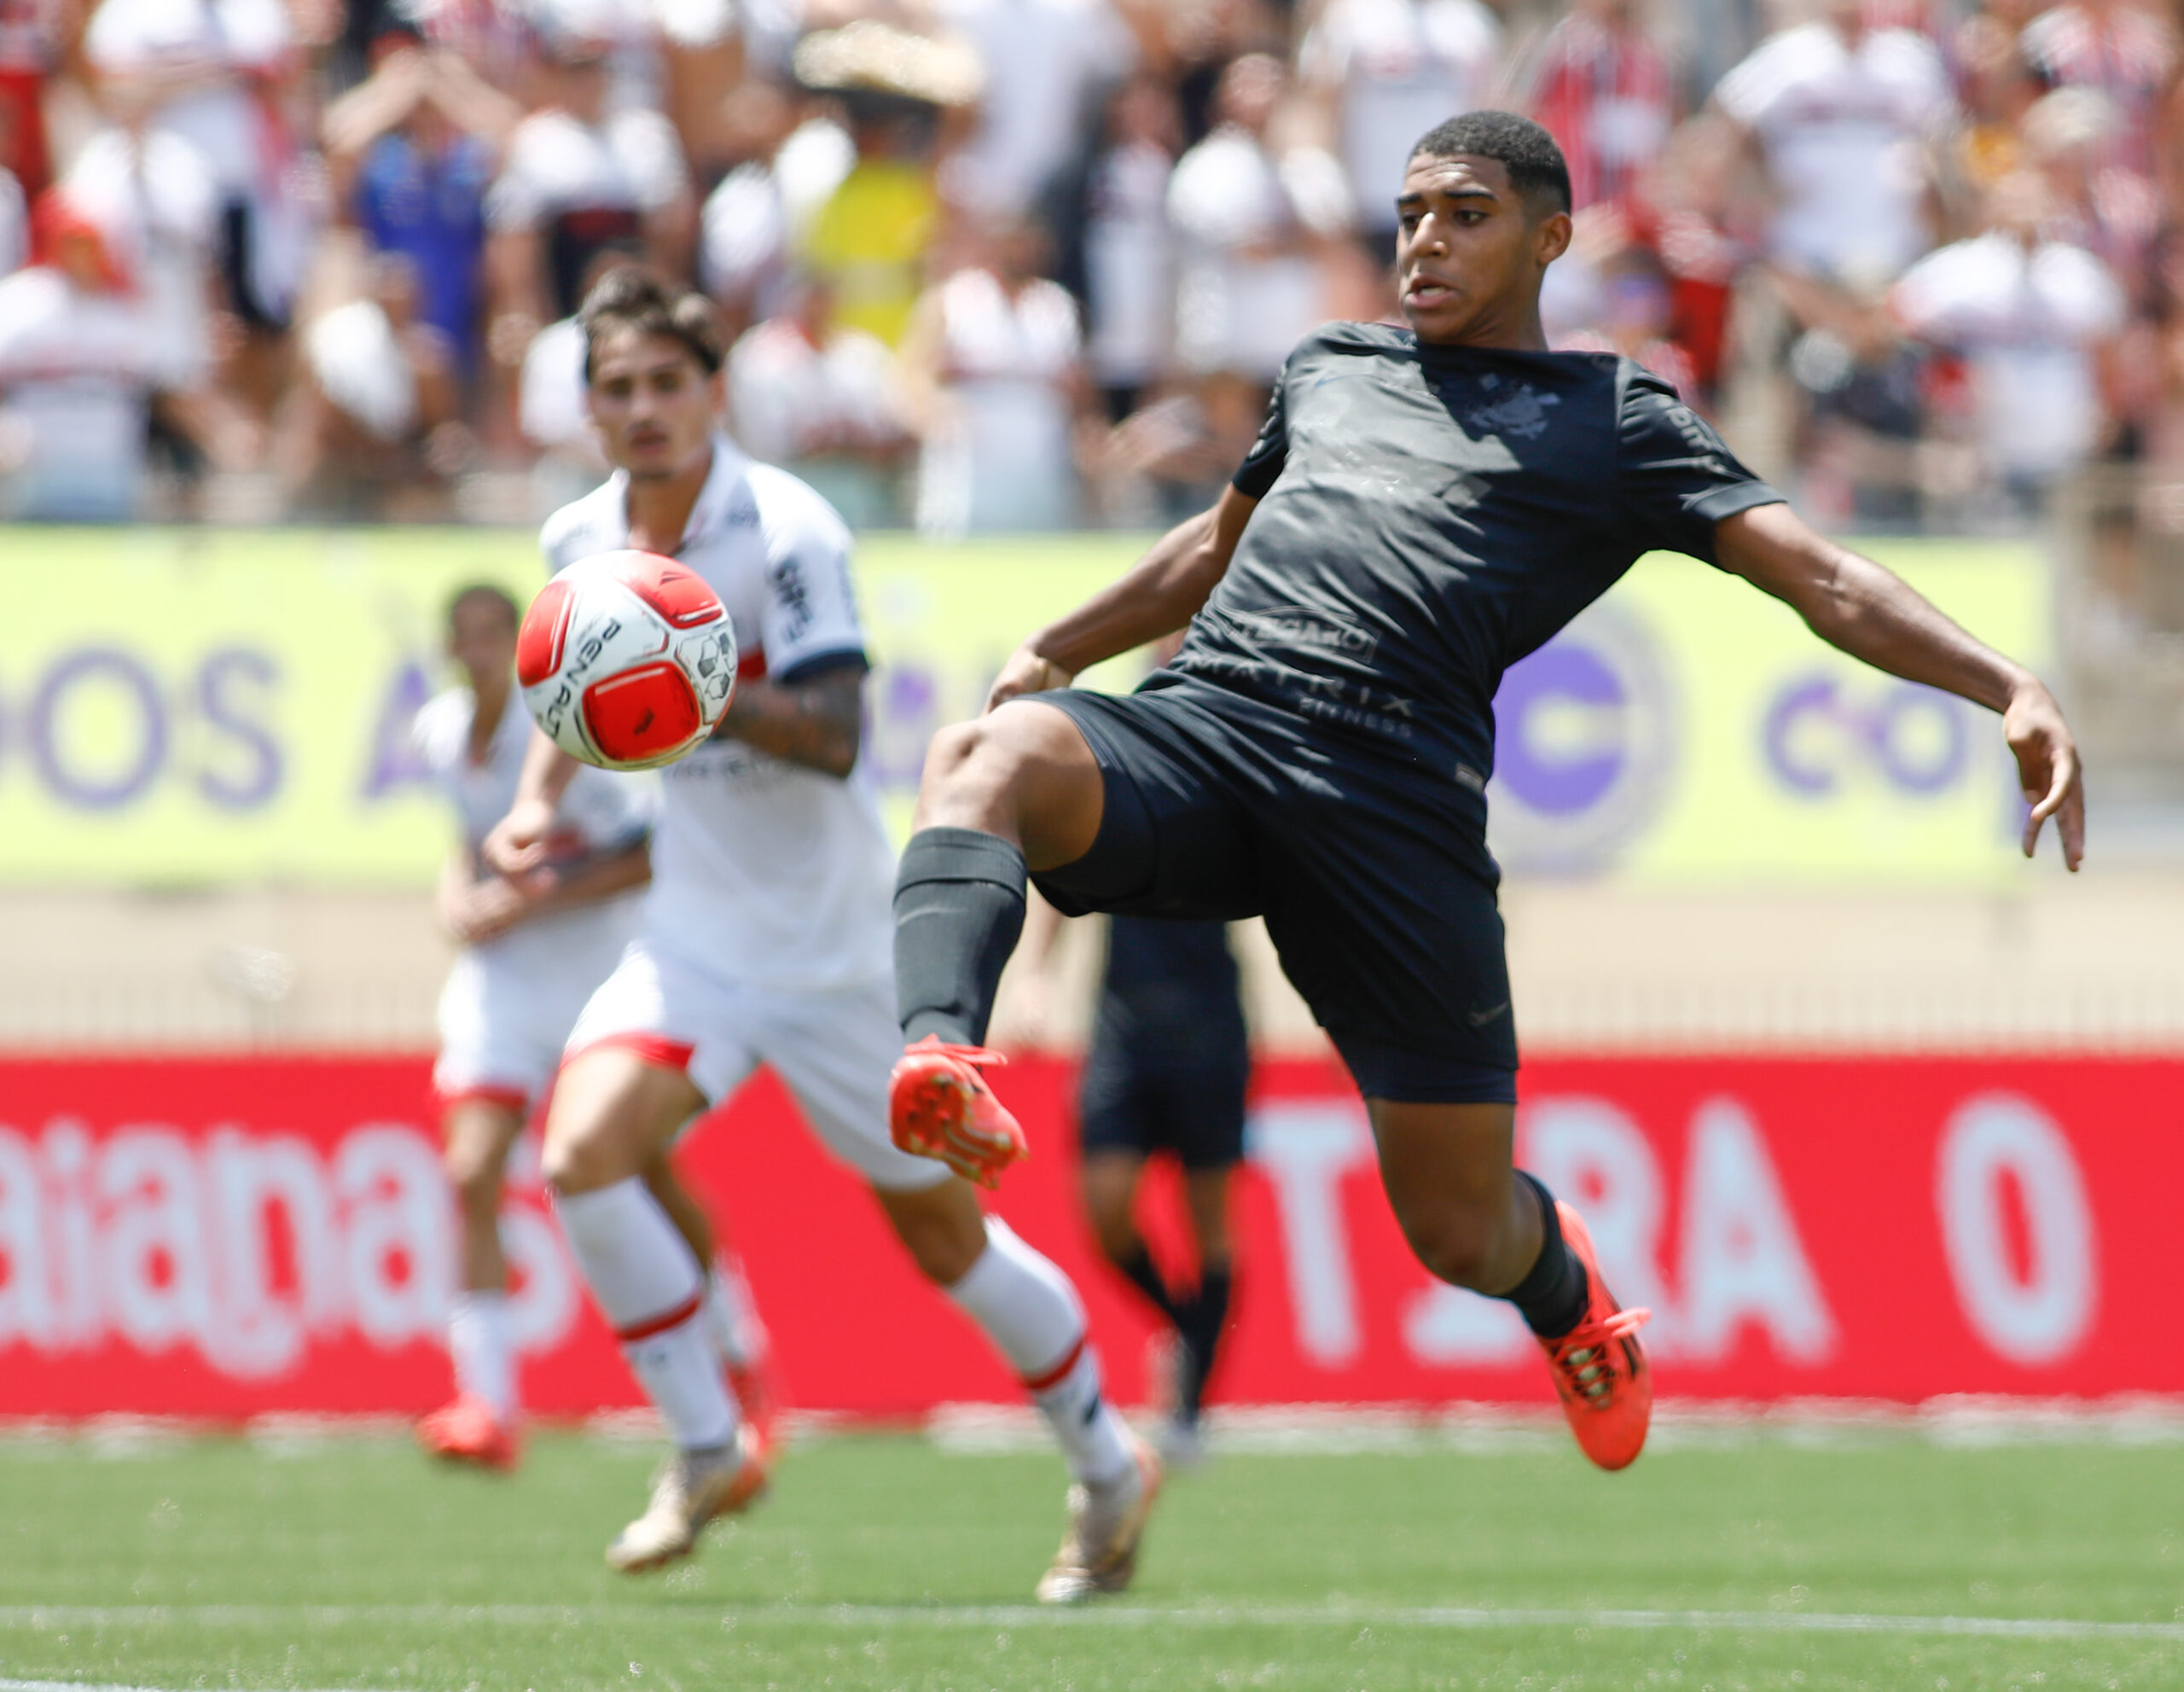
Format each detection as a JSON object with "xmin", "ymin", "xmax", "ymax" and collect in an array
[{"xmin": 0, "ymin": 1054, "xmax": 2175, "ymax": 1418}]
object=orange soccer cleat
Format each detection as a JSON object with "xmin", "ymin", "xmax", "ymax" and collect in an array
[
  {"xmin": 725, "ymin": 1353, "xmax": 781, "ymax": 1465},
  {"xmin": 887, "ymin": 1036, "xmax": 1028, "ymax": 1189},
  {"xmin": 416, "ymin": 1394, "xmax": 521, "ymax": 1473},
  {"xmin": 1537, "ymin": 1203, "xmax": 1653, "ymax": 1472}
]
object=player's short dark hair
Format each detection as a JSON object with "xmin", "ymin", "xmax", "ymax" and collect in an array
[
  {"xmin": 578, "ymin": 266, "xmax": 727, "ymax": 386},
  {"xmin": 446, "ymin": 581, "xmax": 520, "ymax": 633},
  {"xmin": 1408, "ymin": 111, "xmax": 1572, "ymax": 215}
]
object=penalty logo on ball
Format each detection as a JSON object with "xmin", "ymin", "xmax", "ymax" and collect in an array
[{"xmin": 517, "ymin": 550, "xmax": 738, "ymax": 770}]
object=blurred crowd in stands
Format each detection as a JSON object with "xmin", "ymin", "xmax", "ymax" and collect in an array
[{"xmin": 0, "ymin": 0, "xmax": 2179, "ymax": 536}]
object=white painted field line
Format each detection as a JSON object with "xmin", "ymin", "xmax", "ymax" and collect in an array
[
  {"xmin": 0, "ymin": 1682, "xmax": 400, "ymax": 1692},
  {"xmin": 3, "ymin": 1602, "xmax": 2180, "ymax": 1643}
]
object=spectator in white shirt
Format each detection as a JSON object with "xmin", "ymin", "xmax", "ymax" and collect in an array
[
  {"xmin": 0, "ymin": 191, "xmax": 160, "ymax": 519},
  {"xmin": 1082, "ymin": 73, "xmax": 1181, "ymax": 422},
  {"xmin": 933, "ymin": 0, "xmax": 1136, "ymax": 220},
  {"xmin": 517, "ymin": 243, "xmax": 641, "ymax": 507},
  {"xmin": 61, "ymin": 97, "xmax": 221, "ymax": 391},
  {"xmin": 2020, "ymin": 86, "xmax": 2159, "ymax": 311},
  {"xmin": 1168, "ymin": 55, "xmax": 1345, "ymax": 473},
  {"xmin": 82, "ymin": 0, "xmax": 313, "ymax": 419},
  {"xmin": 729, "ymin": 276, "xmax": 911, "ymax": 530},
  {"xmin": 284, "ymin": 250, "xmax": 468, "ymax": 518},
  {"xmin": 1299, "ymin": 0, "xmax": 1502, "ymax": 264},
  {"xmin": 697, "ymin": 78, "xmax": 853, "ymax": 344},
  {"xmin": 485, "ymin": 28, "xmax": 694, "ymax": 358},
  {"xmin": 1713, "ymin": 0, "xmax": 1954, "ymax": 292},
  {"xmin": 900, "ymin": 214, "xmax": 1092, "ymax": 537},
  {"xmin": 1893, "ymin": 169, "xmax": 2123, "ymax": 513},
  {"xmin": 1714, "ymin": 0, "xmax": 1955, "ymax": 520}
]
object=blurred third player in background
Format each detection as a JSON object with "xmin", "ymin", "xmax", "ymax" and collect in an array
[
  {"xmin": 411, "ymin": 582, "xmax": 770, "ymax": 1471},
  {"xmin": 1076, "ymin": 905, "xmax": 1248, "ymax": 1468},
  {"xmin": 1024, "ymin": 635, "xmax": 1251, "ymax": 1467}
]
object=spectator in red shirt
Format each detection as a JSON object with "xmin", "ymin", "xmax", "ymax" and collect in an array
[
  {"xmin": 1623, "ymin": 113, "xmax": 1762, "ymax": 411},
  {"xmin": 2020, "ymin": 0, "xmax": 2175, "ymax": 181},
  {"xmin": 0, "ymin": 0, "xmax": 61, "ymax": 199},
  {"xmin": 1517, "ymin": 0, "xmax": 1676, "ymax": 212}
]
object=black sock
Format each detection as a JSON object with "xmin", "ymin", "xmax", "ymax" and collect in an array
[
  {"xmin": 1501, "ymin": 1172, "xmax": 1590, "ymax": 1340},
  {"xmin": 1110, "ymin": 1243, "xmax": 1179, "ymax": 1325},
  {"xmin": 893, "ymin": 827, "xmax": 1027, "ymax": 1046},
  {"xmin": 1176, "ymin": 1263, "xmax": 1232, "ymax": 1422}
]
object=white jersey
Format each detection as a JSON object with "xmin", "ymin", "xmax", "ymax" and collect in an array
[
  {"xmin": 540, "ymin": 438, "xmax": 896, "ymax": 991},
  {"xmin": 0, "ymin": 265, "xmax": 155, "ymax": 520},
  {"xmin": 485, "ymin": 108, "xmax": 688, "ymax": 234},
  {"xmin": 1083, "ymin": 138, "xmax": 1174, "ymax": 388},
  {"xmin": 1300, "ymin": 0, "xmax": 1502, "ymax": 235},
  {"xmin": 61, "ymin": 125, "xmax": 221, "ymax": 389},
  {"xmin": 1168, "ymin": 127, "xmax": 1327, "ymax": 383},
  {"xmin": 83, "ymin": 0, "xmax": 292, "ymax": 200},
  {"xmin": 915, "ymin": 266, "xmax": 1083, "ymax": 537},
  {"xmin": 1893, "ymin": 231, "xmax": 2123, "ymax": 478},
  {"xmin": 1715, "ymin": 21, "xmax": 1952, "ymax": 285},
  {"xmin": 411, "ymin": 683, "xmax": 654, "ymax": 973}
]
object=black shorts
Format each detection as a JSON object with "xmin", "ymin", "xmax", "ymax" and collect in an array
[
  {"xmin": 1032, "ymin": 682, "xmax": 1517, "ymax": 1104},
  {"xmin": 1077, "ymin": 1020, "xmax": 1250, "ymax": 1170}
]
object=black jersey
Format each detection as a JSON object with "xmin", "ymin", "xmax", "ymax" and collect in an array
[{"xmin": 1158, "ymin": 323, "xmax": 1780, "ymax": 829}]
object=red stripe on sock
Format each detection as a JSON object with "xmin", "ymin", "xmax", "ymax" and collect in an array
[
  {"xmin": 613, "ymin": 1290, "xmax": 705, "ymax": 1345},
  {"xmin": 1021, "ymin": 1334, "xmax": 1086, "ymax": 1394}
]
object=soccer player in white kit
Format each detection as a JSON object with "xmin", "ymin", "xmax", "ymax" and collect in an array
[
  {"xmin": 415, "ymin": 583, "xmax": 773, "ymax": 1470},
  {"xmin": 484, "ymin": 270, "xmax": 1157, "ymax": 1592}
]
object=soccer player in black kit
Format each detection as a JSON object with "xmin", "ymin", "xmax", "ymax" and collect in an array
[
  {"xmin": 1077, "ymin": 910, "xmax": 1248, "ymax": 1463},
  {"xmin": 883, "ymin": 112, "xmax": 2086, "ymax": 1593}
]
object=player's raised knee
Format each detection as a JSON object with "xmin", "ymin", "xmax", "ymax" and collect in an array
[
  {"xmin": 914, "ymin": 704, "xmax": 1104, "ymax": 867},
  {"xmin": 913, "ymin": 712, "xmax": 1042, "ymax": 837},
  {"xmin": 920, "ymin": 717, "xmax": 998, "ymax": 791}
]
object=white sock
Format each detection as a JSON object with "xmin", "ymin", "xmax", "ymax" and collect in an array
[
  {"xmin": 555, "ymin": 1179, "xmax": 737, "ymax": 1451},
  {"xmin": 448, "ymin": 1290, "xmax": 516, "ymax": 1422},
  {"xmin": 945, "ymin": 1218, "xmax": 1135, "ymax": 1486},
  {"xmin": 702, "ymin": 1254, "xmax": 768, "ymax": 1369}
]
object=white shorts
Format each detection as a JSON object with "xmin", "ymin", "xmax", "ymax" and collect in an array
[
  {"xmin": 562, "ymin": 939, "xmax": 950, "ymax": 1193},
  {"xmin": 434, "ymin": 930, "xmax": 631, "ymax": 1111}
]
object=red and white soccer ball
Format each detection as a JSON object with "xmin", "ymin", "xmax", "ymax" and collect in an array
[{"xmin": 516, "ymin": 549, "xmax": 739, "ymax": 770}]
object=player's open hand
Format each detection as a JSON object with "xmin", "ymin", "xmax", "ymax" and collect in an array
[
  {"xmin": 985, "ymin": 643, "xmax": 1076, "ymax": 713},
  {"xmin": 2004, "ymin": 679, "xmax": 2085, "ymax": 870},
  {"xmin": 481, "ymin": 797, "xmax": 557, "ymax": 878}
]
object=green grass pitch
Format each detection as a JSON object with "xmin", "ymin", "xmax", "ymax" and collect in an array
[{"xmin": 3, "ymin": 1426, "xmax": 2180, "ymax": 1691}]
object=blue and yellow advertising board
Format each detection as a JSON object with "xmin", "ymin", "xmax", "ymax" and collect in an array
[{"xmin": 0, "ymin": 527, "xmax": 2047, "ymax": 887}]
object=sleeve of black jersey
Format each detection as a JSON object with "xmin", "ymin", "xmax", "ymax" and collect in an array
[
  {"xmin": 1229, "ymin": 367, "xmax": 1292, "ymax": 499},
  {"xmin": 1615, "ymin": 366, "xmax": 1783, "ymax": 564}
]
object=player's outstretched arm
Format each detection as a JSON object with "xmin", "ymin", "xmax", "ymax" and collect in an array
[
  {"xmin": 1714, "ymin": 503, "xmax": 2085, "ymax": 869},
  {"xmin": 985, "ymin": 485, "xmax": 1258, "ymax": 712},
  {"xmin": 480, "ymin": 726, "xmax": 580, "ymax": 877}
]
